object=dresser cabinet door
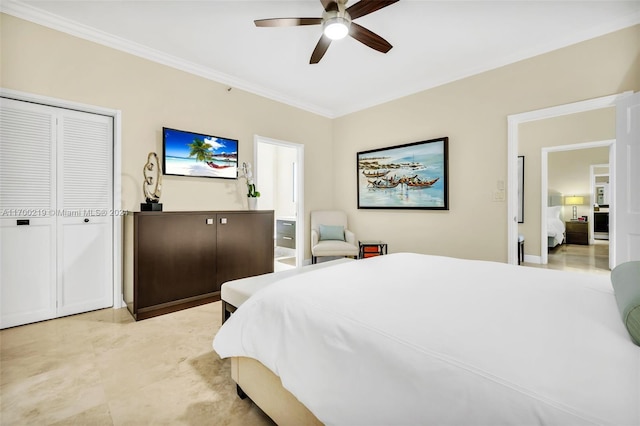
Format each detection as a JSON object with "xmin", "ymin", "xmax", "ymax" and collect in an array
[
  {"xmin": 216, "ymin": 211, "xmax": 274, "ymax": 286},
  {"xmin": 135, "ymin": 213, "xmax": 217, "ymax": 309}
]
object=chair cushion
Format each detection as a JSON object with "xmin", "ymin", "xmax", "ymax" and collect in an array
[
  {"xmin": 611, "ymin": 261, "xmax": 640, "ymax": 346},
  {"xmin": 319, "ymin": 224, "xmax": 345, "ymax": 241},
  {"xmin": 312, "ymin": 240, "xmax": 359, "ymax": 257}
]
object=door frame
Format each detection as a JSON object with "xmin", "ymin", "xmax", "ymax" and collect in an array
[
  {"xmin": 590, "ymin": 163, "xmax": 609, "ymax": 243},
  {"xmin": 540, "ymin": 140, "xmax": 614, "ymax": 265},
  {"xmin": 1, "ymin": 88, "xmax": 123, "ymax": 308},
  {"xmin": 254, "ymin": 135, "xmax": 305, "ymax": 267},
  {"xmin": 507, "ymin": 92, "xmax": 630, "ymax": 265}
]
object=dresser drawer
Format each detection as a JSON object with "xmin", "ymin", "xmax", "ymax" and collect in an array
[
  {"xmin": 276, "ymin": 220, "xmax": 296, "ymax": 237},
  {"xmin": 565, "ymin": 221, "xmax": 589, "ymax": 245},
  {"xmin": 276, "ymin": 234, "xmax": 295, "ymax": 249},
  {"xmin": 276, "ymin": 220, "xmax": 296, "ymax": 249}
]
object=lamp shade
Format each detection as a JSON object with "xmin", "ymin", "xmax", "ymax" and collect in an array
[{"xmin": 565, "ymin": 196, "xmax": 584, "ymax": 205}]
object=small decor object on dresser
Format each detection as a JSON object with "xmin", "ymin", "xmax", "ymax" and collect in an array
[
  {"xmin": 241, "ymin": 162, "xmax": 260, "ymax": 210},
  {"xmin": 141, "ymin": 152, "xmax": 163, "ymax": 211}
]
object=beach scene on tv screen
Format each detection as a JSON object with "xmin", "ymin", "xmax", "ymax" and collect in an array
[{"xmin": 164, "ymin": 128, "xmax": 238, "ymax": 179}]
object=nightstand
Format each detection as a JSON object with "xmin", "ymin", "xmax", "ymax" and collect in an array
[{"xmin": 565, "ymin": 221, "xmax": 589, "ymax": 245}]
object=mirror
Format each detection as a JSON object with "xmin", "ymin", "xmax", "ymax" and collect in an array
[{"xmin": 594, "ymin": 171, "xmax": 609, "ymax": 207}]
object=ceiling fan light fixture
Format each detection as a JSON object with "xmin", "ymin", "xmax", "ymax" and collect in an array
[{"xmin": 323, "ymin": 16, "xmax": 350, "ymax": 40}]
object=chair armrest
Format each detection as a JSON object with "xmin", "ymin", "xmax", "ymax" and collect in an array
[
  {"xmin": 311, "ymin": 229, "xmax": 319, "ymax": 246},
  {"xmin": 345, "ymin": 229, "xmax": 356, "ymax": 245}
]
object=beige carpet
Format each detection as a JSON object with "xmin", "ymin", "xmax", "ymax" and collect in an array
[{"xmin": 0, "ymin": 302, "xmax": 275, "ymax": 425}]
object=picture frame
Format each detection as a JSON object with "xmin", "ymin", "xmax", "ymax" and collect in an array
[
  {"xmin": 517, "ymin": 155, "xmax": 524, "ymax": 223},
  {"xmin": 357, "ymin": 137, "xmax": 448, "ymax": 210}
]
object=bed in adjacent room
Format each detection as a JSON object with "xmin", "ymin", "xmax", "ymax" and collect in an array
[
  {"xmin": 213, "ymin": 253, "xmax": 640, "ymax": 425},
  {"xmin": 547, "ymin": 205, "xmax": 566, "ymax": 248}
]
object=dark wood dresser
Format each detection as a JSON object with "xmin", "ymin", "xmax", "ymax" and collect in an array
[{"xmin": 129, "ymin": 210, "xmax": 274, "ymax": 320}]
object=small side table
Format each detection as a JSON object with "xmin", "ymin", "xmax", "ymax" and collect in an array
[{"xmin": 359, "ymin": 241, "xmax": 388, "ymax": 259}]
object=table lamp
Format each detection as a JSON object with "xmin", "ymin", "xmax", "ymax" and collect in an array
[{"xmin": 565, "ymin": 195, "xmax": 584, "ymax": 220}]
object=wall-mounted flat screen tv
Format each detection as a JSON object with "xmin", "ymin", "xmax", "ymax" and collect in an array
[{"xmin": 163, "ymin": 127, "xmax": 238, "ymax": 179}]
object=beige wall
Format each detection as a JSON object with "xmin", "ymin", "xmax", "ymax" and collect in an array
[
  {"xmin": 548, "ymin": 147, "xmax": 609, "ymax": 220},
  {"xmin": 1, "ymin": 14, "xmax": 639, "ymax": 270},
  {"xmin": 1, "ymin": 14, "xmax": 333, "ymax": 291},
  {"xmin": 520, "ymin": 108, "xmax": 613, "ymax": 256},
  {"xmin": 333, "ymin": 25, "xmax": 639, "ymax": 262}
]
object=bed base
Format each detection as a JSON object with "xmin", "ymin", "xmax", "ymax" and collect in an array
[{"xmin": 231, "ymin": 356, "xmax": 322, "ymax": 425}]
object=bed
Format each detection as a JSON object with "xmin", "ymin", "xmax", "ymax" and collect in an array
[
  {"xmin": 547, "ymin": 205, "xmax": 566, "ymax": 248},
  {"xmin": 213, "ymin": 253, "xmax": 640, "ymax": 425}
]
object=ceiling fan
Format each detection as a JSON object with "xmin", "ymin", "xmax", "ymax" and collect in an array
[{"xmin": 254, "ymin": 0, "xmax": 399, "ymax": 64}]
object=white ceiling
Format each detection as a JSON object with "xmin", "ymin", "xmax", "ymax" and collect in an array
[{"xmin": 5, "ymin": 0, "xmax": 640, "ymax": 117}]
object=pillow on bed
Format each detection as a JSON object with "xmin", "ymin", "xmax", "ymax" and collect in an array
[
  {"xmin": 611, "ymin": 261, "xmax": 640, "ymax": 346},
  {"xmin": 547, "ymin": 206, "xmax": 562, "ymax": 219},
  {"xmin": 319, "ymin": 224, "xmax": 345, "ymax": 241}
]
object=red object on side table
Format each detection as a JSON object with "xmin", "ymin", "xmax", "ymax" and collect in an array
[{"xmin": 358, "ymin": 241, "xmax": 388, "ymax": 259}]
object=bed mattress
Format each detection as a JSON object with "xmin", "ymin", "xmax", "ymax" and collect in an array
[
  {"xmin": 214, "ymin": 253, "xmax": 640, "ymax": 425},
  {"xmin": 221, "ymin": 258, "xmax": 353, "ymax": 308}
]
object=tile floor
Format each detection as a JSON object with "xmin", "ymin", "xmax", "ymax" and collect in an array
[
  {"xmin": 523, "ymin": 240, "xmax": 610, "ymax": 275},
  {"xmin": 1, "ymin": 244, "xmax": 610, "ymax": 425},
  {"xmin": 0, "ymin": 302, "xmax": 274, "ymax": 425}
]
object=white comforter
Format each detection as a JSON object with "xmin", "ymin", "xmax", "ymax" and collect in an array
[
  {"xmin": 548, "ymin": 217, "xmax": 566, "ymax": 244},
  {"xmin": 213, "ymin": 253, "xmax": 640, "ymax": 425}
]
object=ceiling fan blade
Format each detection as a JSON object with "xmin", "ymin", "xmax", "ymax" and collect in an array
[
  {"xmin": 254, "ymin": 18, "xmax": 322, "ymax": 27},
  {"xmin": 310, "ymin": 35, "xmax": 332, "ymax": 64},
  {"xmin": 346, "ymin": 0, "xmax": 399, "ymax": 20},
  {"xmin": 320, "ymin": 0, "xmax": 339, "ymax": 12},
  {"xmin": 349, "ymin": 22, "xmax": 392, "ymax": 53}
]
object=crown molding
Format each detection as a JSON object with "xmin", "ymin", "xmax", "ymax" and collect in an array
[
  {"xmin": 2, "ymin": 0, "xmax": 638, "ymax": 119},
  {"xmin": 0, "ymin": 0, "xmax": 336, "ymax": 118}
]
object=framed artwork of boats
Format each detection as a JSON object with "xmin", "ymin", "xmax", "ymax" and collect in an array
[
  {"xmin": 163, "ymin": 127, "xmax": 238, "ymax": 179},
  {"xmin": 357, "ymin": 137, "xmax": 449, "ymax": 210}
]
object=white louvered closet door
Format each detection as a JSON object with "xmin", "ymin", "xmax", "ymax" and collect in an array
[
  {"xmin": 0, "ymin": 98, "xmax": 113, "ymax": 328},
  {"xmin": 0, "ymin": 98, "xmax": 58, "ymax": 328},
  {"xmin": 57, "ymin": 110, "xmax": 113, "ymax": 317}
]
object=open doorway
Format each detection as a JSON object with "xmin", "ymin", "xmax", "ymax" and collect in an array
[
  {"xmin": 541, "ymin": 141, "xmax": 612, "ymax": 274},
  {"xmin": 506, "ymin": 93, "xmax": 627, "ymax": 266},
  {"xmin": 254, "ymin": 135, "xmax": 304, "ymax": 271}
]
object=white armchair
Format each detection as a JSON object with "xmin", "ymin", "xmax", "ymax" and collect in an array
[{"xmin": 310, "ymin": 210, "xmax": 359, "ymax": 264}]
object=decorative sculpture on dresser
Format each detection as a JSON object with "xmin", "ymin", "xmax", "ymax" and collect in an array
[{"xmin": 141, "ymin": 152, "xmax": 163, "ymax": 211}]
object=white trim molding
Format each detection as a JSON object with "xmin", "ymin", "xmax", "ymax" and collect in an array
[
  {"xmin": 254, "ymin": 135, "xmax": 305, "ymax": 267},
  {"xmin": 0, "ymin": 0, "xmax": 334, "ymax": 118},
  {"xmin": 506, "ymin": 92, "xmax": 631, "ymax": 265},
  {"xmin": 540, "ymin": 140, "xmax": 614, "ymax": 265}
]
